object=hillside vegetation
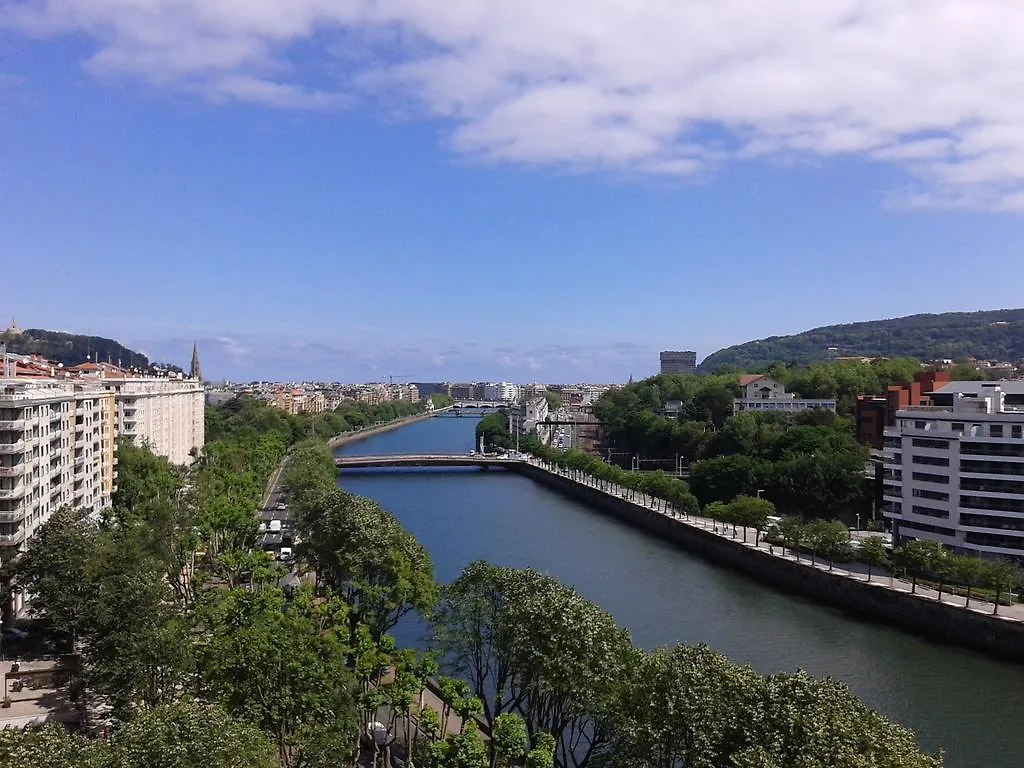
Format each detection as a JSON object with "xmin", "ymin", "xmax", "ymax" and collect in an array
[
  {"xmin": 0, "ymin": 326, "xmax": 155, "ymax": 369},
  {"xmin": 700, "ymin": 308, "xmax": 1024, "ymax": 371}
]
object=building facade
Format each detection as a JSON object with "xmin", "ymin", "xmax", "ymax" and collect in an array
[
  {"xmin": 102, "ymin": 377, "xmax": 205, "ymax": 466},
  {"xmin": 883, "ymin": 381, "xmax": 1024, "ymax": 562},
  {"xmin": 0, "ymin": 380, "xmax": 117, "ymax": 614},
  {"xmin": 732, "ymin": 375, "xmax": 837, "ymax": 414},
  {"xmin": 660, "ymin": 351, "xmax": 697, "ymax": 376}
]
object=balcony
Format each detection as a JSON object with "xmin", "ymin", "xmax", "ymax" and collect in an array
[
  {"xmin": 0, "ymin": 465, "xmax": 25, "ymax": 478},
  {"xmin": 0, "ymin": 530, "xmax": 26, "ymax": 546},
  {"xmin": 0, "ymin": 510, "xmax": 24, "ymax": 524},
  {"xmin": 0, "ymin": 441, "xmax": 26, "ymax": 455},
  {"xmin": 0, "ymin": 485, "xmax": 26, "ymax": 500},
  {"xmin": 0, "ymin": 420, "xmax": 25, "ymax": 430}
]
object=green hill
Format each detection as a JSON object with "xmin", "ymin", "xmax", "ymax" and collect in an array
[
  {"xmin": 700, "ymin": 308, "xmax": 1024, "ymax": 371},
  {"xmin": 0, "ymin": 327, "xmax": 155, "ymax": 370}
]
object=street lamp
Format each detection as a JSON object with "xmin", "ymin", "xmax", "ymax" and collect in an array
[{"xmin": 756, "ymin": 488, "xmax": 765, "ymax": 499}]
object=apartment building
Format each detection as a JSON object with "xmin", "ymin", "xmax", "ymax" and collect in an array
[
  {"xmin": 732, "ymin": 375, "xmax": 837, "ymax": 414},
  {"xmin": 660, "ymin": 350, "xmax": 697, "ymax": 376},
  {"xmin": 0, "ymin": 380, "xmax": 116, "ymax": 611},
  {"xmin": 883, "ymin": 381, "xmax": 1024, "ymax": 562},
  {"xmin": 100, "ymin": 377, "xmax": 205, "ymax": 466}
]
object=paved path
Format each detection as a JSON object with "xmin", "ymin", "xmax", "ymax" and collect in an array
[{"xmin": 529, "ymin": 460, "xmax": 1024, "ymax": 622}]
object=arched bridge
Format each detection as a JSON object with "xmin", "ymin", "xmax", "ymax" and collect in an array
[{"xmin": 335, "ymin": 454, "xmax": 524, "ymax": 470}]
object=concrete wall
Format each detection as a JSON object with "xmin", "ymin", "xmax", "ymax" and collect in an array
[{"xmin": 515, "ymin": 464, "xmax": 1024, "ymax": 663}]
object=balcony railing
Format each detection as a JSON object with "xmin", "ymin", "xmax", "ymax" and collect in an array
[
  {"xmin": 0, "ymin": 510, "xmax": 24, "ymax": 524},
  {"xmin": 0, "ymin": 465, "xmax": 25, "ymax": 477},
  {"xmin": 0, "ymin": 530, "xmax": 26, "ymax": 545},
  {"xmin": 0, "ymin": 420, "xmax": 26, "ymax": 430},
  {"xmin": 0, "ymin": 441, "xmax": 26, "ymax": 454},
  {"xmin": 0, "ymin": 485, "xmax": 25, "ymax": 500}
]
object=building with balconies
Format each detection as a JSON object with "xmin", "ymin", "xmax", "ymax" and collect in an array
[
  {"xmin": 100, "ymin": 377, "xmax": 204, "ymax": 466},
  {"xmin": 883, "ymin": 380, "xmax": 1024, "ymax": 562},
  {"xmin": 732, "ymin": 375, "xmax": 837, "ymax": 414},
  {"xmin": 0, "ymin": 378, "xmax": 116, "ymax": 612}
]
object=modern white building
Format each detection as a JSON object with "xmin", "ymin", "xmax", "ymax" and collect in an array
[
  {"xmin": 732, "ymin": 375, "xmax": 837, "ymax": 414},
  {"xmin": 883, "ymin": 381, "xmax": 1024, "ymax": 562}
]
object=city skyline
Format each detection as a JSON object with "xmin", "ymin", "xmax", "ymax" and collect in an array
[{"xmin": 5, "ymin": 2, "xmax": 1024, "ymax": 382}]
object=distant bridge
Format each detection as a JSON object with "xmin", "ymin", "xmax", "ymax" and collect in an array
[
  {"xmin": 452, "ymin": 401, "xmax": 508, "ymax": 408},
  {"xmin": 335, "ymin": 454, "xmax": 524, "ymax": 470}
]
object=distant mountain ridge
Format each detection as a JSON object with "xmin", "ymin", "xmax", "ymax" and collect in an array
[
  {"xmin": 0, "ymin": 326, "xmax": 155, "ymax": 370},
  {"xmin": 700, "ymin": 309, "xmax": 1024, "ymax": 371}
]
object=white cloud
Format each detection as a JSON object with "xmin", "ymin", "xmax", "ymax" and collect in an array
[{"xmin": 7, "ymin": 0, "xmax": 1024, "ymax": 207}]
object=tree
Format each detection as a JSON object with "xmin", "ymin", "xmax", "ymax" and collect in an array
[
  {"xmin": 778, "ymin": 517, "xmax": 804, "ymax": 561},
  {"xmin": 982, "ymin": 560, "xmax": 1020, "ymax": 615},
  {"xmin": 953, "ymin": 555, "xmax": 984, "ymax": 609},
  {"xmin": 194, "ymin": 586, "xmax": 358, "ymax": 768},
  {"xmin": 492, "ymin": 713, "xmax": 529, "ymax": 768},
  {"xmin": 112, "ymin": 700, "xmax": 278, "ymax": 768},
  {"xmin": 431, "ymin": 563, "xmax": 635, "ymax": 768},
  {"xmin": 809, "ymin": 520, "xmax": 850, "ymax": 571},
  {"xmin": 725, "ymin": 495, "xmax": 775, "ymax": 545},
  {"xmin": 0, "ymin": 725, "xmax": 109, "ymax": 768},
  {"xmin": 476, "ymin": 411, "xmax": 512, "ymax": 451},
  {"xmin": 858, "ymin": 536, "xmax": 889, "ymax": 583},
  {"xmin": 13, "ymin": 507, "xmax": 99, "ymax": 646},
  {"xmin": 892, "ymin": 540, "xmax": 937, "ymax": 595},
  {"xmin": 304, "ymin": 490, "xmax": 437, "ymax": 644}
]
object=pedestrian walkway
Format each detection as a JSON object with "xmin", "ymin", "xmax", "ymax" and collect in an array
[{"xmin": 529, "ymin": 459, "xmax": 1024, "ymax": 622}]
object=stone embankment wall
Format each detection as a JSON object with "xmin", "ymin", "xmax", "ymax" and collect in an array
[
  {"xmin": 516, "ymin": 464, "xmax": 1024, "ymax": 663},
  {"xmin": 327, "ymin": 410, "xmax": 438, "ymax": 449}
]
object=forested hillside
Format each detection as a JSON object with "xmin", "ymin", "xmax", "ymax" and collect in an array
[
  {"xmin": 701, "ymin": 308, "xmax": 1024, "ymax": 371},
  {"xmin": 0, "ymin": 326, "xmax": 156, "ymax": 369}
]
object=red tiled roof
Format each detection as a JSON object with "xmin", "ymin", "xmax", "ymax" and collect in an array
[{"xmin": 738, "ymin": 374, "xmax": 765, "ymax": 386}]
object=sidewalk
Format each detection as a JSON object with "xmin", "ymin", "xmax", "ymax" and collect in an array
[{"xmin": 529, "ymin": 459, "xmax": 1024, "ymax": 622}]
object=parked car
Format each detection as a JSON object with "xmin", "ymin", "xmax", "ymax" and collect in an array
[{"xmin": 279, "ymin": 547, "xmax": 293, "ymax": 561}]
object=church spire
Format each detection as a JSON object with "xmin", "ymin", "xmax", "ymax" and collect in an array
[{"xmin": 190, "ymin": 341, "xmax": 202, "ymax": 381}]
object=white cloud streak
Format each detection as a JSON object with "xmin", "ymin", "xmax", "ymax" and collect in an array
[{"xmin": 7, "ymin": 0, "xmax": 1024, "ymax": 207}]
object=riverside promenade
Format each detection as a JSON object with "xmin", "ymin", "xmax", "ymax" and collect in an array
[{"xmin": 523, "ymin": 457, "xmax": 1024, "ymax": 624}]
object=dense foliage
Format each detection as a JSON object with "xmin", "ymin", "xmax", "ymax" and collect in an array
[
  {"xmin": 0, "ymin": 326, "xmax": 161, "ymax": 371},
  {"xmin": 476, "ymin": 410, "xmax": 513, "ymax": 450},
  {"xmin": 700, "ymin": 308, "xmax": 1024, "ymax": 370}
]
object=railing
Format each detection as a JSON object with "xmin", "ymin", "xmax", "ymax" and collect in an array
[
  {"xmin": 0, "ymin": 530, "xmax": 26, "ymax": 545},
  {"xmin": 0, "ymin": 441, "xmax": 26, "ymax": 454},
  {"xmin": 0, "ymin": 420, "xmax": 26, "ymax": 430},
  {"xmin": 0, "ymin": 485, "xmax": 25, "ymax": 500},
  {"xmin": 0, "ymin": 510, "xmax": 24, "ymax": 523},
  {"xmin": 0, "ymin": 465, "xmax": 25, "ymax": 477}
]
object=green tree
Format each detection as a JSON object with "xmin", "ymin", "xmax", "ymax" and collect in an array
[
  {"xmin": 892, "ymin": 540, "xmax": 936, "ymax": 595},
  {"xmin": 953, "ymin": 555, "xmax": 984, "ymax": 609},
  {"xmin": 13, "ymin": 507, "xmax": 99, "ymax": 646},
  {"xmin": 725, "ymin": 495, "xmax": 775, "ymax": 545},
  {"xmin": 0, "ymin": 725, "xmax": 110, "ymax": 768},
  {"xmin": 194, "ymin": 586, "xmax": 357, "ymax": 767},
  {"xmin": 476, "ymin": 411, "xmax": 512, "ymax": 451},
  {"xmin": 777, "ymin": 516, "xmax": 804, "ymax": 561},
  {"xmin": 112, "ymin": 700, "xmax": 278, "ymax": 768},
  {"xmin": 982, "ymin": 560, "xmax": 1021, "ymax": 615},
  {"xmin": 303, "ymin": 490, "xmax": 437, "ymax": 644},
  {"xmin": 431, "ymin": 562, "xmax": 634, "ymax": 768},
  {"xmin": 858, "ymin": 536, "xmax": 889, "ymax": 583},
  {"xmin": 492, "ymin": 713, "xmax": 529, "ymax": 768}
]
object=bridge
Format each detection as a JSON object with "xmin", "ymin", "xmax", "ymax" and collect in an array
[
  {"xmin": 335, "ymin": 453, "xmax": 524, "ymax": 470},
  {"xmin": 452, "ymin": 401, "xmax": 507, "ymax": 408}
]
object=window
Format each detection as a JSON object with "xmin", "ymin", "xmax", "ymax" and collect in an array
[
  {"xmin": 913, "ymin": 488, "xmax": 950, "ymax": 501},
  {"xmin": 961, "ymin": 514, "xmax": 1024, "ymax": 532},
  {"xmin": 912, "ymin": 455, "xmax": 949, "ymax": 467},
  {"xmin": 1014, "ymin": 426, "xmax": 1023, "ymax": 439},
  {"xmin": 915, "ymin": 421, "xmax": 927, "ymax": 429},
  {"xmin": 912, "ymin": 471, "xmax": 950, "ymax": 484},
  {"xmin": 991, "ymin": 425, "xmax": 1004, "ymax": 438},
  {"xmin": 911, "ymin": 505, "xmax": 950, "ymax": 519},
  {"xmin": 964, "ymin": 531, "xmax": 1024, "ymax": 550},
  {"xmin": 900, "ymin": 521, "xmax": 955, "ymax": 537},
  {"xmin": 952, "ymin": 422, "xmax": 965, "ymax": 433},
  {"xmin": 912, "ymin": 438, "xmax": 949, "ymax": 449}
]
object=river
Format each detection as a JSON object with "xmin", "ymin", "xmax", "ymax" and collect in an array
[{"xmin": 335, "ymin": 415, "xmax": 1024, "ymax": 768}]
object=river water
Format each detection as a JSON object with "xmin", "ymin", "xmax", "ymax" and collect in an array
[{"xmin": 336, "ymin": 416, "xmax": 1024, "ymax": 768}]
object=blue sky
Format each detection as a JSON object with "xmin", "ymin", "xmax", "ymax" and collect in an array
[{"xmin": 4, "ymin": 1, "xmax": 1024, "ymax": 383}]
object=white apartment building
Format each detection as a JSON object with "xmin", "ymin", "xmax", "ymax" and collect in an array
[
  {"xmin": 883, "ymin": 381, "xmax": 1024, "ymax": 562},
  {"xmin": 0, "ymin": 379, "xmax": 116, "ymax": 611},
  {"xmin": 100, "ymin": 377, "xmax": 205, "ymax": 466},
  {"xmin": 498, "ymin": 382, "xmax": 520, "ymax": 403},
  {"xmin": 733, "ymin": 375, "xmax": 837, "ymax": 414}
]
